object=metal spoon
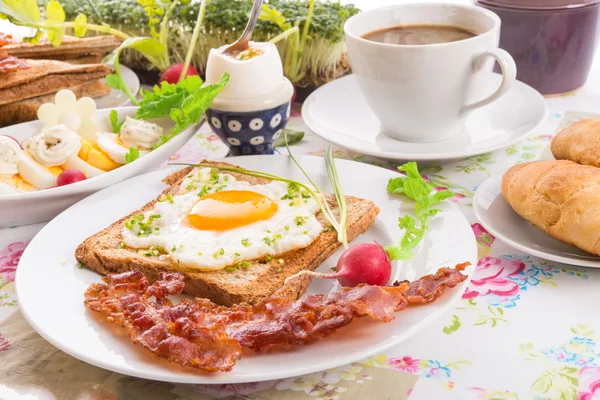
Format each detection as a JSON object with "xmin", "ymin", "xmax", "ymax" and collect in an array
[{"xmin": 223, "ymin": 0, "xmax": 264, "ymax": 56}]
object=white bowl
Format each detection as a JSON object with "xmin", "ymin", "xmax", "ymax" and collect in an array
[{"xmin": 0, "ymin": 107, "xmax": 200, "ymax": 228}]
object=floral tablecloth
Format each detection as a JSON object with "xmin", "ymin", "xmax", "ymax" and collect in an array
[
  {"xmin": 5, "ymin": 24, "xmax": 600, "ymax": 400},
  {"xmin": 2, "ymin": 88, "xmax": 600, "ymax": 399}
]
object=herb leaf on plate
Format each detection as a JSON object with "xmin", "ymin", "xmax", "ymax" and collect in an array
[
  {"xmin": 153, "ymin": 73, "xmax": 229, "ymax": 149},
  {"xmin": 109, "ymin": 110, "xmax": 124, "ymax": 133},
  {"xmin": 136, "ymin": 75, "xmax": 203, "ymax": 120},
  {"xmin": 385, "ymin": 162, "xmax": 455, "ymax": 260},
  {"xmin": 125, "ymin": 147, "xmax": 139, "ymax": 164}
]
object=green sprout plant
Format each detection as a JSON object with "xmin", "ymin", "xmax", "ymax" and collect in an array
[{"xmin": 259, "ymin": 0, "xmax": 314, "ymax": 83}]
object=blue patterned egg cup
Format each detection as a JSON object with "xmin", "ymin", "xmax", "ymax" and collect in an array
[{"xmin": 206, "ymin": 102, "xmax": 291, "ymax": 156}]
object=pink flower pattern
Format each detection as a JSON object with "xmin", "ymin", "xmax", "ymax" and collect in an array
[
  {"xmin": 463, "ymin": 256, "xmax": 525, "ymax": 299},
  {"xmin": 0, "ymin": 333, "xmax": 10, "ymax": 351},
  {"xmin": 388, "ymin": 356, "xmax": 421, "ymax": 374},
  {"xmin": 0, "ymin": 241, "xmax": 28, "ymax": 282},
  {"xmin": 578, "ymin": 367, "xmax": 600, "ymax": 400}
]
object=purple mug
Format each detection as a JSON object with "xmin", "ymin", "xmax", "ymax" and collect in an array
[{"xmin": 478, "ymin": 0, "xmax": 600, "ymax": 95}]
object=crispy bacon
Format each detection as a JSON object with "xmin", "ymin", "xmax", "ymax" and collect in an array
[{"xmin": 84, "ymin": 264, "xmax": 469, "ymax": 372}]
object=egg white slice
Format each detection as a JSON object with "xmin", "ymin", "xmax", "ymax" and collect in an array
[
  {"xmin": 18, "ymin": 153, "xmax": 58, "ymax": 189},
  {"xmin": 96, "ymin": 132, "xmax": 149, "ymax": 165},
  {"xmin": 63, "ymin": 155, "xmax": 106, "ymax": 178}
]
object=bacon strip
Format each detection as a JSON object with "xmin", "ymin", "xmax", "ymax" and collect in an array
[{"xmin": 84, "ymin": 264, "xmax": 469, "ymax": 372}]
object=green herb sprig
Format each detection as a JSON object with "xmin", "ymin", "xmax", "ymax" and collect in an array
[{"xmin": 384, "ymin": 162, "xmax": 455, "ymax": 260}]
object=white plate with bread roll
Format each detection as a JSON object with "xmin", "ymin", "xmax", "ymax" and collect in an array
[{"xmin": 474, "ymin": 119, "xmax": 600, "ymax": 267}]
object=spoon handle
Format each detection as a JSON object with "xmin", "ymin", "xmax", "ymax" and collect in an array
[{"xmin": 239, "ymin": 0, "xmax": 264, "ymax": 46}]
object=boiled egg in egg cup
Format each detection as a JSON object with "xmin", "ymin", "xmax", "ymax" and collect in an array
[{"xmin": 205, "ymin": 42, "xmax": 293, "ymax": 156}]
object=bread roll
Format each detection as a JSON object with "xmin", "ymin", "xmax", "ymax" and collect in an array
[
  {"xmin": 551, "ymin": 119, "xmax": 600, "ymax": 167},
  {"xmin": 501, "ymin": 160, "xmax": 600, "ymax": 255}
]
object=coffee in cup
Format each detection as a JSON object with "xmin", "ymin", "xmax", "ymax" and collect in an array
[{"xmin": 344, "ymin": 3, "xmax": 516, "ymax": 143}]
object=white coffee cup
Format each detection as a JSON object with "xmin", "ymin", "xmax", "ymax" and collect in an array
[{"xmin": 344, "ymin": 3, "xmax": 517, "ymax": 143}]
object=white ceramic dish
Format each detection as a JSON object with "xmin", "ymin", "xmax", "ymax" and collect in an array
[
  {"xmin": 95, "ymin": 65, "xmax": 140, "ymax": 109},
  {"xmin": 474, "ymin": 172, "xmax": 600, "ymax": 267},
  {"xmin": 0, "ymin": 107, "xmax": 200, "ymax": 228},
  {"xmin": 302, "ymin": 73, "xmax": 548, "ymax": 162},
  {"xmin": 16, "ymin": 155, "xmax": 477, "ymax": 384}
]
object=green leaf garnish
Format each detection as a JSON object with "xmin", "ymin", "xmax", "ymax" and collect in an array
[
  {"xmin": 384, "ymin": 162, "xmax": 456, "ymax": 260},
  {"xmin": 274, "ymin": 129, "xmax": 304, "ymax": 147},
  {"xmin": 125, "ymin": 147, "xmax": 140, "ymax": 164},
  {"xmin": 109, "ymin": 110, "xmax": 124, "ymax": 133},
  {"xmin": 136, "ymin": 75, "xmax": 203, "ymax": 120},
  {"xmin": 153, "ymin": 73, "xmax": 229, "ymax": 149},
  {"xmin": 73, "ymin": 12, "xmax": 87, "ymax": 37},
  {"xmin": 45, "ymin": 0, "xmax": 66, "ymax": 46}
]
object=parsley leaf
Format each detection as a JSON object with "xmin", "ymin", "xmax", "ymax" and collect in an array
[
  {"xmin": 109, "ymin": 109, "xmax": 124, "ymax": 133},
  {"xmin": 136, "ymin": 75, "xmax": 203, "ymax": 120},
  {"xmin": 385, "ymin": 162, "xmax": 456, "ymax": 260},
  {"xmin": 125, "ymin": 147, "xmax": 140, "ymax": 164},
  {"xmin": 152, "ymin": 72, "xmax": 229, "ymax": 149}
]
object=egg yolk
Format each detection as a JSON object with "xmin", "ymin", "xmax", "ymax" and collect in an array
[{"xmin": 187, "ymin": 190, "xmax": 278, "ymax": 231}]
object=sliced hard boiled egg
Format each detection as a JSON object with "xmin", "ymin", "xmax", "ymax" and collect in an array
[
  {"xmin": 17, "ymin": 153, "xmax": 60, "ymax": 189},
  {"xmin": 96, "ymin": 132, "xmax": 148, "ymax": 165},
  {"xmin": 62, "ymin": 155, "xmax": 106, "ymax": 178},
  {"xmin": 78, "ymin": 138, "xmax": 120, "ymax": 171}
]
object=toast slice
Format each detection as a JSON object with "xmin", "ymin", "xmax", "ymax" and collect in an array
[
  {"xmin": 0, "ymin": 80, "xmax": 110, "ymax": 127},
  {"xmin": 76, "ymin": 161, "xmax": 380, "ymax": 306},
  {"xmin": 0, "ymin": 59, "xmax": 112, "ymax": 105},
  {"xmin": 4, "ymin": 35, "xmax": 122, "ymax": 61}
]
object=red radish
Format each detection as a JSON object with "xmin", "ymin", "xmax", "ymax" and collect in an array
[
  {"xmin": 159, "ymin": 63, "xmax": 200, "ymax": 84},
  {"xmin": 285, "ymin": 242, "xmax": 392, "ymax": 287},
  {"xmin": 57, "ymin": 169, "xmax": 86, "ymax": 186},
  {"xmin": 291, "ymin": 85, "xmax": 297, "ymax": 104},
  {"xmin": 2, "ymin": 135, "xmax": 21, "ymax": 148}
]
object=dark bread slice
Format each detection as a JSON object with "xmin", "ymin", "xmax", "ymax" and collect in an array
[{"xmin": 75, "ymin": 161, "xmax": 380, "ymax": 306}]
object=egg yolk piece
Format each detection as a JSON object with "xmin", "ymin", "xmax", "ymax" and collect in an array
[{"xmin": 187, "ymin": 190, "xmax": 278, "ymax": 231}]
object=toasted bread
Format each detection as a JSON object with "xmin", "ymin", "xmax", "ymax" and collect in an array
[
  {"xmin": 0, "ymin": 80, "xmax": 110, "ymax": 127},
  {"xmin": 75, "ymin": 162, "xmax": 380, "ymax": 306},
  {"xmin": 0, "ymin": 59, "xmax": 112, "ymax": 105},
  {"xmin": 4, "ymin": 35, "xmax": 122, "ymax": 62}
]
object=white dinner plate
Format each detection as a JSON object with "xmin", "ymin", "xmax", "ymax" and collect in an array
[
  {"xmin": 95, "ymin": 65, "xmax": 141, "ymax": 109},
  {"xmin": 302, "ymin": 74, "xmax": 548, "ymax": 162},
  {"xmin": 0, "ymin": 107, "xmax": 201, "ymax": 228},
  {"xmin": 16, "ymin": 155, "xmax": 477, "ymax": 384},
  {"xmin": 474, "ymin": 173, "xmax": 600, "ymax": 267}
]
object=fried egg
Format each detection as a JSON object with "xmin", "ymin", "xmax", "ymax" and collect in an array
[{"xmin": 122, "ymin": 168, "xmax": 322, "ymax": 270}]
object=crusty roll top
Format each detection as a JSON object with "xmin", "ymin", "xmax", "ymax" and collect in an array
[
  {"xmin": 551, "ymin": 119, "xmax": 600, "ymax": 168},
  {"xmin": 501, "ymin": 160, "xmax": 600, "ymax": 255}
]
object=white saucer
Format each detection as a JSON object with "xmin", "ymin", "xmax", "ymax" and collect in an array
[
  {"xmin": 474, "ymin": 173, "xmax": 600, "ymax": 268},
  {"xmin": 95, "ymin": 65, "xmax": 140, "ymax": 109},
  {"xmin": 302, "ymin": 74, "xmax": 548, "ymax": 162}
]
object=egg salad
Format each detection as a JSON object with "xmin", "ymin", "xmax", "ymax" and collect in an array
[
  {"xmin": 0, "ymin": 90, "xmax": 163, "ymax": 195},
  {"xmin": 121, "ymin": 168, "xmax": 323, "ymax": 271}
]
